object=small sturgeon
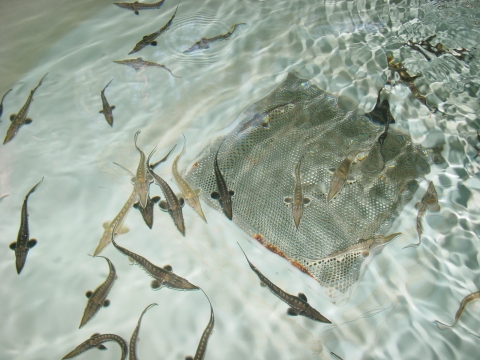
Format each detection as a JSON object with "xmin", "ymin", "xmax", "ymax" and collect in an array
[
  {"xmin": 129, "ymin": 3, "xmax": 179, "ymax": 55},
  {"xmin": 99, "ymin": 79, "xmax": 116, "ymax": 126},
  {"xmin": 134, "ymin": 195, "xmax": 160, "ymax": 229},
  {"xmin": 93, "ymin": 186, "xmax": 137, "ymax": 256},
  {"xmin": 114, "ymin": 0, "xmax": 165, "ymax": 15},
  {"xmin": 302, "ymin": 233, "xmax": 402, "ymax": 266},
  {"xmin": 327, "ymin": 150, "xmax": 358, "ymax": 202},
  {"xmin": 62, "ymin": 333, "xmax": 128, "ymax": 360},
  {"xmin": 4, "ymin": 73, "xmax": 48, "ymax": 144},
  {"xmin": 284, "ymin": 155, "xmax": 310, "ymax": 229},
  {"xmin": 113, "ymin": 57, "xmax": 180, "ymax": 77},
  {"xmin": 183, "ymin": 23, "xmax": 246, "ymax": 53},
  {"xmin": 238, "ymin": 243, "xmax": 331, "ymax": 323},
  {"xmin": 186, "ymin": 289, "xmax": 215, "ymax": 360},
  {"xmin": 434, "ymin": 290, "xmax": 480, "ymax": 329},
  {"xmin": 111, "ymin": 227, "xmax": 199, "ymax": 291},
  {"xmin": 239, "ymin": 103, "xmax": 294, "ymax": 132},
  {"xmin": 79, "ymin": 256, "xmax": 117, "ymax": 328},
  {"xmin": 133, "ymin": 130, "xmax": 153, "ymax": 209},
  {"xmin": 130, "ymin": 303, "xmax": 157, "ymax": 360},
  {"xmin": 147, "ymin": 147, "xmax": 186, "ymax": 236},
  {"xmin": 173, "ymin": 135, "xmax": 207, "ymax": 222},
  {"xmin": 404, "ymin": 181, "xmax": 440, "ymax": 249},
  {"xmin": 211, "ymin": 139, "xmax": 234, "ymax": 220},
  {"xmin": 0, "ymin": 88, "xmax": 12, "ymax": 119},
  {"xmin": 9, "ymin": 177, "xmax": 43, "ymax": 274}
]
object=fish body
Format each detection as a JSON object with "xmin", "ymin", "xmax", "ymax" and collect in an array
[
  {"xmin": 172, "ymin": 135, "xmax": 207, "ymax": 222},
  {"xmin": 62, "ymin": 333, "xmax": 128, "ymax": 360},
  {"xmin": 183, "ymin": 23, "xmax": 246, "ymax": 53},
  {"xmin": 129, "ymin": 3, "xmax": 179, "ymax": 54},
  {"xmin": 239, "ymin": 103, "xmax": 294, "ymax": 132},
  {"xmin": 211, "ymin": 140, "xmax": 234, "ymax": 220},
  {"xmin": 111, "ymin": 232, "xmax": 199, "ymax": 291},
  {"xmin": 99, "ymin": 79, "xmax": 115, "ymax": 126},
  {"xmin": 405, "ymin": 181, "xmax": 440, "ymax": 248},
  {"xmin": 0, "ymin": 88, "xmax": 12, "ymax": 119},
  {"xmin": 238, "ymin": 244, "xmax": 331, "ymax": 323},
  {"xmin": 147, "ymin": 147, "xmax": 186, "ymax": 236},
  {"xmin": 113, "ymin": 57, "xmax": 180, "ymax": 77},
  {"xmin": 93, "ymin": 186, "xmax": 137, "ymax": 256},
  {"xmin": 327, "ymin": 151, "xmax": 357, "ymax": 202},
  {"xmin": 79, "ymin": 256, "xmax": 117, "ymax": 328},
  {"xmin": 284, "ymin": 156, "xmax": 310, "ymax": 229},
  {"xmin": 130, "ymin": 303, "xmax": 157, "ymax": 360},
  {"xmin": 114, "ymin": 0, "xmax": 165, "ymax": 15},
  {"xmin": 9, "ymin": 178, "xmax": 43, "ymax": 274},
  {"xmin": 434, "ymin": 290, "xmax": 480, "ymax": 329},
  {"xmin": 133, "ymin": 130, "xmax": 152, "ymax": 209},
  {"xmin": 186, "ymin": 289, "xmax": 214, "ymax": 360},
  {"xmin": 303, "ymin": 233, "xmax": 402, "ymax": 265},
  {"xmin": 4, "ymin": 73, "xmax": 48, "ymax": 144}
]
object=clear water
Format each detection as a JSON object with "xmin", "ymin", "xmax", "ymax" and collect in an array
[{"xmin": 1, "ymin": 0, "xmax": 479, "ymax": 359}]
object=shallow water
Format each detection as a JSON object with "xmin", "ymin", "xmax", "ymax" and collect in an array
[{"xmin": 0, "ymin": 0, "xmax": 479, "ymax": 359}]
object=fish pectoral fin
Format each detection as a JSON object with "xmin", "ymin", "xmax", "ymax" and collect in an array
[
  {"xmin": 151, "ymin": 196, "xmax": 161, "ymax": 203},
  {"xmin": 151, "ymin": 41, "xmax": 157, "ymax": 46},
  {"xmin": 27, "ymin": 239, "xmax": 37, "ymax": 248},
  {"xmin": 9, "ymin": 242, "xmax": 17, "ymax": 250},
  {"xmin": 85, "ymin": 291, "xmax": 93, "ymax": 298},
  {"xmin": 428, "ymin": 203, "xmax": 441, "ymax": 212},
  {"xmin": 178, "ymin": 197, "xmax": 185, "ymax": 207},
  {"xmin": 211, "ymin": 191, "xmax": 221, "ymax": 200},
  {"xmin": 91, "ymin": 333, "xmax": 101, "ymax": 338},
  {"xmin": 133, "ymin": 202, "xmax": 139, "ymax": 209},
  {"xmin": 259, "ymin": 281, "xmax": 266, "ymax": 287},
  {"xmin": 229, "ymin": 190, "xmax": 235, "ymax": 196},
  {"xmin": 131, "ymin": 176, "xmax": 137, "ymax": 184},
  {"xmin": 117, "ymin": 225, "xmax": 129, "ymax": 235},
  {"xmin": 327, "ymin": 168, "xmax": 335, "ymax": 175},
  {"xmin": 287, "ymin": 308, "xmax": 300, "ymax": 316},
  {"xmin": 127, "ymin": 256, "xmax": 135, "ymax": 264},
  {"xmin": 151, "ymin": 279, "xmax": 164, "ymax": 290},
  {"xmin": 110, "ymin": 105, "xmax": 116, "ymax": 110},
  {"xmin": 159, "ymin": 200, "xmax": 169, "ymax": 212},
  {"xmin": 303, "ymin": 198, "xmax": 311, "ymax": 205},
  {"xmin": 414, "ymin": 201, "xmax": 422, "ymax": 210},
  {"xmin": 284, "ymin": 197, "xmax": 293, "ymax": 205},
  {"xmin": 24, "ymin": 118, "xmax": 33, "ymax": 124},
  {"xmin": 298, "ymin": 292, "xmax": 308, "ymax": 302},
  {"xmin": 9, "ymin": 114, "xmax": 16, "ymax": 121},
  {"xmin": 97, "ymin": 344, "xmax": 107, "ymax": 350},
  {"xmin": 346, "ymin": 175, "xmax": 356, "ymax": 184},
  {"xmin": 163, "ymin": 264, "xmax": 172, "ymax": 271},
  {"xmin": 134, "ymin": 10, "xmax": 139, "ymax": 15},
  {"xmin": 195, "ymin": 188, "xmax": 201, "ymax": 195},
  {"xmin": 99, "ymin": 109, "xmax": 104, "ymax": 114},
  {"xmin": 361, "ymin": 250, "xmax": 370, "ymax": 257},
  {"xmin": 103, "ymin": 299, "xmax": 110, "ymax": 307},
  {"xmin": 185, "ymin": 357, "xmax": 194, "ymax": 360},
  {"xmin": 102, "ymin": 221, "xmax": 110, "ymax": 230}
]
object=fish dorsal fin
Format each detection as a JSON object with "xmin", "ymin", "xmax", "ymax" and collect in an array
[
  {"xmin": 97, "ymin": 344, "xmax": 107, "ymax": 350},
  {"xmin": 91, "ymin": 333, "xmax": 100, "ymax": 338},
  {"xmin": 298, "ymin": 292, "xmax": 308, "ymax": 302}
]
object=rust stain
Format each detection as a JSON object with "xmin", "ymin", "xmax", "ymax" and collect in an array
[{"xmin": 252, "ymin": 234, "xmax": 314, "ymax": 278}]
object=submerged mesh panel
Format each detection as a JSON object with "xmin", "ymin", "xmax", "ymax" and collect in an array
[{"xmin": 185, "ymin": 73, "xmax": 431, "ymax": 298}]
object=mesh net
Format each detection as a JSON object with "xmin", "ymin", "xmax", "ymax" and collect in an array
[{"xmin": 185, "ymin": 72, "xmax": 432, "ymax": 300}]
